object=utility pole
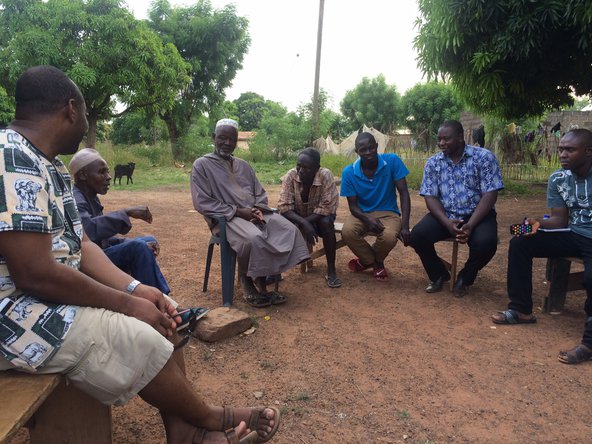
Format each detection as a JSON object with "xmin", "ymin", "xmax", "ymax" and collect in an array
[{"xmin": 312, "ymin": 0, "xmax": 324, "ymax": 139}]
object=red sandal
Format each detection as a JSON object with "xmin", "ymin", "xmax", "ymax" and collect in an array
[
  {"xmin": 373, "ymin": 267, "xmax": 389, "ymax": 282},
  {"xmin": 348, "ymin": 258, "xmax": 369, "ymax": 272}
]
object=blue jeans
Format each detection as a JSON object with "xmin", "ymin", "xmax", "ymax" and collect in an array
[{"xmin": 104, "ymin": 236, "xmax": 170, "ymax": 295}]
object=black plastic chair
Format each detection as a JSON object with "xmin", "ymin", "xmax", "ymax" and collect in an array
[{"xmin": 203, "ymin": 215, "xmax": 236, "ymax": 307}]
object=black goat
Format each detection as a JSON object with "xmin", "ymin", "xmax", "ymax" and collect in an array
[{"xmin": 113, "ymin": 162, "xmax": 135, "ymax": 185}]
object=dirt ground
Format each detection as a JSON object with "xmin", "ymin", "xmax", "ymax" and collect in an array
[{"xmin": 15, "ymin": 184, "xmax": 592, "ymax": 443}]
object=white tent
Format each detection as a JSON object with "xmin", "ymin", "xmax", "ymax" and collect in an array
[
  {"xmin": 336, "ymin": 126, "xmax": 391, "ymax": 156},
  {"xmin": 313, "ymin": 136, "xmax": 340, "ymax": 154}
]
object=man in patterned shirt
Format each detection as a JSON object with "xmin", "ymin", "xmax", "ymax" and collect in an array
[
  {"xmin": 408, "ymin": 120, "xmax": 504, "ymax": 297},
  {"xmin": 492, "ymin": 129, "xmax": 592, "ymax": 365},
  {"xmin": 278, "ymin": 148, "xmax": 341, "ymax": 288},
  {"xmin": 0, "ymin": 66, "xmax": 279, "ymax": 443}
]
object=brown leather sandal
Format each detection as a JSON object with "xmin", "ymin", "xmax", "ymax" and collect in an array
[
  {"xmin": 223, "ymin": 406, "xmax": 281, "ymax": 443},
  {"xmin": 192, "ymin": 427, "xmax": 258, "ymax": 444}
]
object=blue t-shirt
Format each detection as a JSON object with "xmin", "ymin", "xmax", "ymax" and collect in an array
[
  {"xmin": 340, "ymin": 153, "xmax": 409, "ymax": 214},
  {"xmin": 547, "ymin": 167, "xmax": 592, "ymax": 239}
]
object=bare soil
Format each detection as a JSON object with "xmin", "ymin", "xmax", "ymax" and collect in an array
[{"xmin": 15, "ymin": 184, "xmax": 592, "ymax": 443}]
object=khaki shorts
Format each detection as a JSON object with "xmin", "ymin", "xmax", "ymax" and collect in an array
[{"xmin": 0, "ymin": 306, "xmax": 173, "ymax": 406}]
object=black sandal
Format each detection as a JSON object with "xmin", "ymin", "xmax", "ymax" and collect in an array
[{"xmin": 243, "ymin": 291, "xmax": 272, "ymax": 308}]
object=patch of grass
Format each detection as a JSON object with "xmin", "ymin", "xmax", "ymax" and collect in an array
[
  {"xmin": 296, "ymin": 392, "xmax": 310, "ymax": 401},
  {"xmin": 279, "ymin": 406, "xmax": 289, "ymax": 415},
  {"xmin": 239, "ymin": 372, "xmax": 248, "ymax": 380},
  {"xmin": 398, "ymin": 409, "xmax": 410, "ymax": 419},
  {"xmin": 292, "ymin": 407, "xmax": 305, "ymax": 417},
  {"xmin": 259, "ymin": 360, "xmax": 274, "ymax": 370},
  {"xmin": 249, "ymin": 315, "xmax": 259, "ymax": 328},
  {"xmin": 203, "ymin": 350, "xmax": 213, "ymax": 361}
]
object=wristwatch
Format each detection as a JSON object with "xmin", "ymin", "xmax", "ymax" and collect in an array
[{"xmin": 125, "ymin": 279, "xmax": 141, "ymax": 294}]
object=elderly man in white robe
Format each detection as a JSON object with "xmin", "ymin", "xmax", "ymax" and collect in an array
[{"xmin": 191, "ymin": 119, "xmax": 309, "ymax": 308}]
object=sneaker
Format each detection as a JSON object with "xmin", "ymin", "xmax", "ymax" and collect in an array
[{"xmin": 176, "ymin": 307, "xmax": 210, "ymax": 331}]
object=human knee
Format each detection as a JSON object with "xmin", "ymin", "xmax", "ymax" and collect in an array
[
  {"xmin": 126, "ymin": 238, "xmax": 154, "ymax": 257},
  {"xmin": 341, "ymin": 221, "xmax": 358, "ymax": 242},
  {"xmin": 317, "ymin": 217, "xmax": 336, "ymax": 237}
]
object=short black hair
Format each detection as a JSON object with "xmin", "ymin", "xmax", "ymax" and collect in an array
[
  {"xmin": 439, "ymin": 120, "xmax": 464, "ymax": 136},
  {"xmin": 566, "ymin": 128, "xmax": 592, "ymax": 148},
  {"xmin": 298, "ymin": 147, "xmax": 320, "ymax": 167},
  {"xmin": 15, "ymin": 65, "xmax": 82, "ymax": 117},
  {"xmin": 355, "ymin": 132, "xmax": 377, "ymax": 146}
]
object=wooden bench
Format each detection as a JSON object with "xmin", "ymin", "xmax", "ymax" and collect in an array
[
  {"xmin": 300, "ymin": 222, "xmax": 346, "ymax": 272},
  {"xmin": 544, "ymin": 256, "xmax": 585, "ymax": 313},
  {"xmin": 0, "ymin": 371, "xmax": 112, "ymax": 444}
]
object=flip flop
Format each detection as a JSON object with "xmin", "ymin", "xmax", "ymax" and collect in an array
[
  {"xmin": 348, "ymin": 258, "xmax": 369, "ymax": 272},
  {"xmin": 264, "ymin": 290, "xmax": 287, "ymax": 305},
  {"xmin": 243, "ymin": 291, "xmax": 272, "ymax": 308},
  {"xmin": 373, "ymin": 267, "xmax": 389, "ymax": 282},
  {"xmin": 325, "ymin": 275, "xmax": 342, "ymax": 288},
  {"xmin": 492, "ymin": 309, "xmax": 537, "ymax": 325}
]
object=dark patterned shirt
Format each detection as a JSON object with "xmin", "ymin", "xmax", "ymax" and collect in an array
[
  {"xmin": 278, "ymin": 167, "xmax": 338, "ymax": 217},
  {"xmin": 0, "ymin": 129, "xmax": 82, "ymax": 370},
  {"xmin": 419, "ymin": 145, "xmax": 504, "ymax": 219},
  {"xmin": 547, "ymin": 168, "xmax": 592, "ymax": 239}
]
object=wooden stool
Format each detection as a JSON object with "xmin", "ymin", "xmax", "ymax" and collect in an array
[{"xmin": 439, "ymin": 237, "xmax": 459, "ymax": 291}]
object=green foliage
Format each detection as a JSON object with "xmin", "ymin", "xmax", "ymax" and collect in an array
[
  {"xmin": 415, "ymin": 0, "xmax": 592, "ymax": 119},
  {"xmin": 247, "ymin": 111, "xmax": 308, "ymax": 162},
  {"xmin": 0, "ymin": 0, "xmax": 190, "ymax": 147},
  {"xmin": 176, "ymin": 115, "xmax": 215, "ymax": 164},
  {"xmin": 209, "ymin": 100, "xmax": 239, "ymax": 125},
  {"xmin": 402, "ymin": 82, "xmax": 462, "ymax": 149},
  {"xmin": 111, "ymin": 110, "xmax": 169, "ymax": 145},
  {"xmin": 566, "ymin": 96, "xmax": 592, "ymax": 111},
  {"xmin": 233, "ymin": 92, "xmax": 284, "ymax": 131},
  {"xmin": 340, "ymin": 74, "xmax": 402, "ymax": 132},
  {"xmin": 0, "ymin": 86, "xmax": 14, "ymax": 126},
  {"xmin": 320, "ymin": 153, "xmax": 350, "ymax": 177},
  {"xmin": 148, "ymin": 0, "xmax": 250, "ymax": 158}
]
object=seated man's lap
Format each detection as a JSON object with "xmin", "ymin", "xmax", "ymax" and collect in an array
[
  {"xmin": 0, "ymin": 307, "xmax": 174, "ymax": 406},
  {"xmin": 343, "ymin": 211, "xmax": 400, "ymax": 238}
]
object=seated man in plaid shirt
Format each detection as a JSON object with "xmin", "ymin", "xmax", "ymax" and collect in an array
[{"xmin": 278, "ymin": 148, "xmax": 341, "ymax": 288}]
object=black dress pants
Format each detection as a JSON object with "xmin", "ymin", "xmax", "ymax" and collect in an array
[
  {"xmin": 409, "ymin": 210, "xmax": 498, "ymax": 285},
  {"xmin": 507, "ymin": 230, "xmax": 592, "ymax": 347}
]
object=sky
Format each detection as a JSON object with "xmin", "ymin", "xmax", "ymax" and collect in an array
[{"xmin": 125, "ymin": 0, "xmax": 425, "ymax": 112}]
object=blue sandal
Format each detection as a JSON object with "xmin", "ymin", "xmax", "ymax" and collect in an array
[{"xmin": 492, "ymin": 309, "xmax": 536, "ymax": 324}]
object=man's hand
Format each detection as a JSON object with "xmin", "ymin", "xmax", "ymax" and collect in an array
[
  {"xmin": 250, "ymin": 207, "xmax": 265, "ymax": 223},
  {"xmin": 146, "ymin": 240, "xmax": 160, "ymax": 257},
  {"xmin": 125, "ymin": 206, "xmax": 153, "ymax": 223},
  {"xmin": 523, "ymin": 217, "xmax": 541, "ymax": 236},
  {"xmin": 121, "ymin": 295, "xmax": 176, "ymax": 337},
  {"xmin": 445, "ymin": 218, "xmax": 465, "ymax": 238},
  {"xmin": 456, "ymin": 223, "xmax": 472, "ymax": 244},
  {"xmin": 301, "ymin": 220, "xmax": 318, "ymax": 245},
  {"xmin": 398, "ymin": 226, "xmax": 411, "ymax": 246},
  {"xmin": 133, "ymin": 284, "xmax": 173, "ymax": 314},
  {"xmin": 364, "ymin": 216, "xmax": 385, "ymax": 235}
]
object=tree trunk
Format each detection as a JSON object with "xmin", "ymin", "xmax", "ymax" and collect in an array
[
  {"xmin": 161, "ymin": 113, "xmax": 182, "ymax": 160},
  {"xmin": 86, "ymin": 118, "xmax": 97, "ymax": 148}
]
